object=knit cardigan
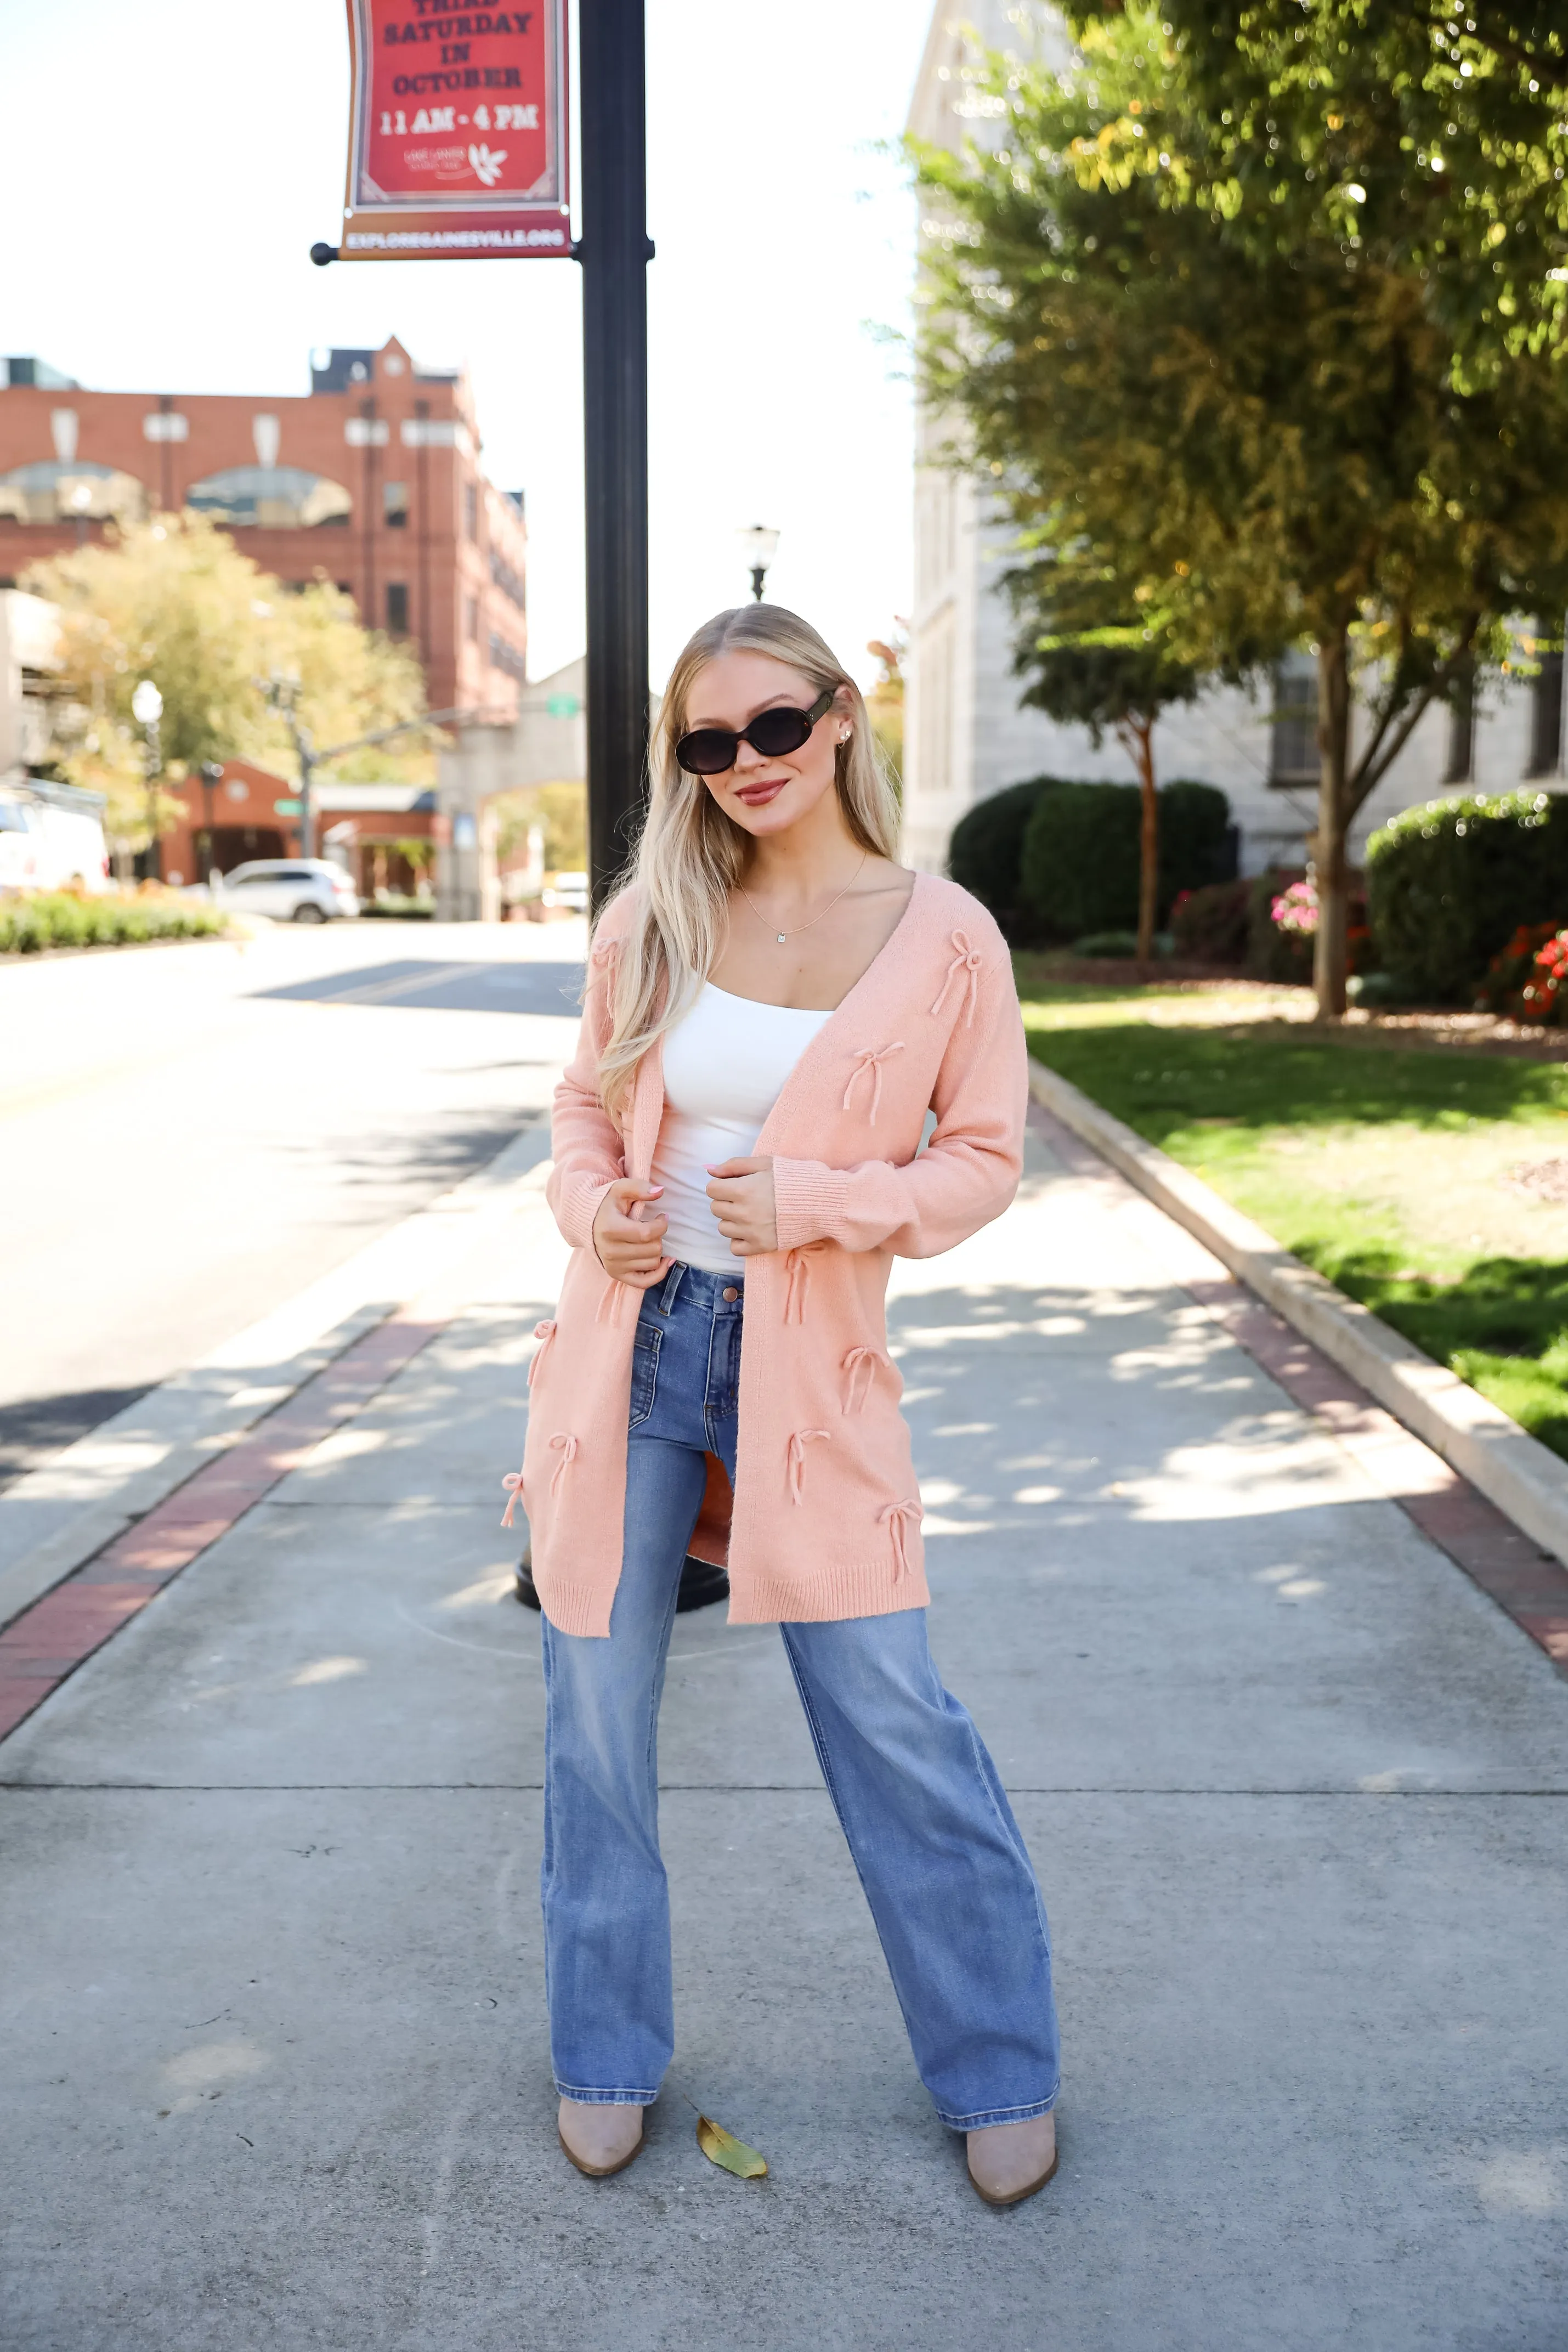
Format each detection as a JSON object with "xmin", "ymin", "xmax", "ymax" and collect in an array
[{"xmin": 511, "ymin": 870, "xmax": 1027, "ymax": 1636}]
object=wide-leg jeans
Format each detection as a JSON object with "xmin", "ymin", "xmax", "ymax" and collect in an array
[{"xmin": 540, "ymin": 1260, "xmax": 1061, "ymax": 2130}]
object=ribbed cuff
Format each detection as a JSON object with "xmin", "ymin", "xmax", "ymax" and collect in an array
[
  {"xmin": 771, "ymin": 1156, "xmax": 851, "ymax": 1252},
  {"xmin": 551, "ymin": 1173, "xmax": 618, "ymax": 1254}
]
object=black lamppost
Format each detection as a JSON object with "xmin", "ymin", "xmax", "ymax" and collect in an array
[
  {"xmin": 579, "ymin": 0, "xmax": 653, "ymax": 915},
  {"xmin": 737, "ymin": 524, "xmax": 779, "ymax": 603}
]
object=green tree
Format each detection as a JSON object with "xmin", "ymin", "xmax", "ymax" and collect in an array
[
  {"xmin": 493, "ymin": 779, "xmax": 587, "ymax": 875},
  {"xmin": 1144, "ymin": 0, "xmax": 1568, "ymax": 375},
  {"xmin": 865, "ymin": 627, "xmax": 906, "ymax": 793},
  {"xmin": 1007, "ymin": 553, "xmax": 1205, "ymax": 965},
  {"xmin": 910, "ymin": 5, "xmax": 1568, "ymax": 1013},
  {"xmin": 26, "ymin": 516, "xmax": 433, "ymax": 839}
]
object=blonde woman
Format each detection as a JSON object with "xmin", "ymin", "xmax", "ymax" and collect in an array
[{"xmin": 511, "ymin": 604, "xmax": 1060, "ymax": 2206}]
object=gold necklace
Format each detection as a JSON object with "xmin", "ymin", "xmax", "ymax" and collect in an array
[{"xmin": 737, "ymin": 853, "xmax": 868, "ymax": 946}]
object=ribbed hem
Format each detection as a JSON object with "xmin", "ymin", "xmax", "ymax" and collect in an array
[
  {"xmin": 535, "ymin": 1577, "xmax": 615, "ymax": 1639},
  {"xmin": 771, "ymin": 1156, "xmax": 852, "ymax": 1252},
  {"xmin": 726, "ymin": 1557, "xmax": 930, "ymax": 1625}
]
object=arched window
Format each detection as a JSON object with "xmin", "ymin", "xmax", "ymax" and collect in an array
[
  {"xmin": 184, "ymin": 466, "xmax": 352, "ymax": 528},
  {"xmin": 0, "ymin": 459, "xmax": 146, "ymax": 525}
]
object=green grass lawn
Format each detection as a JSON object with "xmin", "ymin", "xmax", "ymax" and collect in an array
[{"xmin": 1017, "ymin": 970, "xmax": 1568, "ymax": 1459}]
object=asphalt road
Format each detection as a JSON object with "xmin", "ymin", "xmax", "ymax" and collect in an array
[{"xmin": 0, "ymin": 917, "xmax": 585, "ymax": 1490}]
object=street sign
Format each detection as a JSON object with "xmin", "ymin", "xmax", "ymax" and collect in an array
[
  {"xmin": 274, "ymin": 799, "xmax": 302, "ymax": 816},
  {"xmin": 545, "ymin": 693, "xmax": 581, "ymax": 717},
  {"xmin": 337, "ymin": 0, "xmax": 570, "ymax": 261}
]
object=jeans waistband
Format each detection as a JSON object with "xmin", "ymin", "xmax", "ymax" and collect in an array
[{"xmin": 646, "ymin": 1261, "xmax": 744, "ymax": 1317}]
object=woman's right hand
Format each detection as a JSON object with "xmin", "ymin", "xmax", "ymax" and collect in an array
[{"xmin": 592, "ymin": 1178, "xmax": 670, "ymax": 1288}]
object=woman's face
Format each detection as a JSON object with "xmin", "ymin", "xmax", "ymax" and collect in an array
[{"xmin": 682, "ymin": 650, "xmax": 850, "ymax": 843}]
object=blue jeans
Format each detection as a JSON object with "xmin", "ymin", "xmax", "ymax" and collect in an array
[{"xmin": 540, "ymin": 1261, "xmax": 1060, "ymax": 2130}]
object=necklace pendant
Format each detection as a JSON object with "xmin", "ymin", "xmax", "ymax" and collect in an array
[{"xmin": 776, "ymin": 932, "xmax": 787, "ymax": 945}]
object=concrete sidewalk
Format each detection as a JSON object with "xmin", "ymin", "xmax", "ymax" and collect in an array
[{"xmin": 2, "ymin": 1125, "xmax": 1566, "ymax": 2350}]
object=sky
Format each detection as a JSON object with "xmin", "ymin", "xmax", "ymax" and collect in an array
[{"xmin": 1, "ymin": 0, "xmax": 934, "ymax": 691}]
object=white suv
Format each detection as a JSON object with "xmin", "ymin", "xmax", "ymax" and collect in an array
[{"xmin": 218, "ymin": 860, "xmax": 360, "ymax": 923}]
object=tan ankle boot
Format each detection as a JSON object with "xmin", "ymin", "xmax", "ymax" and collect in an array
[
  {"xmin": 966, "ymin": 2112, "xmax": 1058, "ymax": 2207},
  {"xmin": 557, "ymin": 2096, "xmax": 647, "ymax": 2179}
]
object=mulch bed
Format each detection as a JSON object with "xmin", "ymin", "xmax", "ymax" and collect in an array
[{"xmin": 1027, "ymin": 958, "xmax": 1568, "ymax": 1062}]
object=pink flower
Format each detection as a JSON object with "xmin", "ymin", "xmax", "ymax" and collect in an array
[{"xmin": 1271, "ymin": 880, "xmax": 1320, "ymax": 938}]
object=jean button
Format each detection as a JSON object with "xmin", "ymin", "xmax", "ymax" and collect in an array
[{"xmin": 722, "ymin": 1286, "xmax": 739, "ymax": 1302}]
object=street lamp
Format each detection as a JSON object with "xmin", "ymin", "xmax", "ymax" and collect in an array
[
  {"xmin": 131, "ymin": 679, "xmax": 163, "ymax": 881},
  {"xmin": 737, "ymin": 524, "xmax": 779, "ymax": 603},
  {"xmin": 198, "ymin": 760, "xmax": 224, "ymax": 883}
]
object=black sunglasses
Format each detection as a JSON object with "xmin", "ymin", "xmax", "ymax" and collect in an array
[{"xmin": 676, "ymin": 688, "xmax": 837, "ymax": 777}]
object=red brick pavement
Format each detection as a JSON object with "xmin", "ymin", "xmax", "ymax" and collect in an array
[{"xmin": 0, "ymin": 1312, "xmax": 445, "ymax": 1743}]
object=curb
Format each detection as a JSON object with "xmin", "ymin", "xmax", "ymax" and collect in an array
[{"xmin": 1028, "ymin": 1055, "xmax": 1568, "ymax": 1579}]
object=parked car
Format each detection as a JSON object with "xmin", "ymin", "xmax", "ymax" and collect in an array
[
  {"xmin": 0, "ymin": 784, "xmax": 111, "ymax": 894},
  {"xmin": 542, "ymin": 870, "xmax": 589, "ymax": 914},
  {"xmin": 217, "ymin": 860, "xmax": 360, "ymax": 923}
]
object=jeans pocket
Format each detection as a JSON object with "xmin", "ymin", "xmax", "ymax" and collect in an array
[{"xmin": 628, "ymin": 1323, "xmax": 661, "ymax": 1429}]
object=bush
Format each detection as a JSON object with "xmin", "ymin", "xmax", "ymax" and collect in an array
[
  {"xmin": 1020, "ymin": 777, "xmax": 1236, "ymax": 941},
  {"xmin": 1171, "ymin": 877, "xmax": 1251, "ymax": 965},
  {"xmin": 1070, "ymin": 930, "xmax": 1142, "ymax": 958},
  {"xmin": 947, "ymin": 776, "xmax": 1064, "ymax": 939},
  {"xmin": 1366, "ymin": 789, "xmax": 1568, "ymax": 1004},
  {"xmin": 0, "ymin": 891, "xmax": 227, "ymax": 955},
  {"xmin": 1246, "ymin": 867, "xmax": 1314, "ymax": 982},
  {"xmin": 1239, "ymin": 867, "xmax": 1372, "ymax": 985},
  {"xmin": 1474, "ymin": 921, "xmax": 1560, "ymax": 1017},
  {"xmin": 1160, "ymin": 779, "xmax": 1238, "ymax": 902}
]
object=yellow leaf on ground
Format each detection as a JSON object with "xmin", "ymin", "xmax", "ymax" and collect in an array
[{"xmin": 695, "ymin": 2114, "xmax": 768, "ymax": 2178}]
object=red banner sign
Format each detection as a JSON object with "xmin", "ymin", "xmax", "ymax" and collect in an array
[{"xmin": 339, "ymin": 0, "xmax": 570, "ymax": 259}]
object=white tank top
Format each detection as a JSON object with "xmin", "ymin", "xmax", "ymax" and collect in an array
[{"xmin": 652, "ymin": 982, "xmax": 831, "ymax": 1275}]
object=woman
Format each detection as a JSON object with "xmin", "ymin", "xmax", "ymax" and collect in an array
[{"xmin": 510, "ymin": 603, "xmax": 1060, "ymax": 2206}]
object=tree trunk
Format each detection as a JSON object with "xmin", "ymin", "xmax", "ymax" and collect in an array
[
  {"xmin": 1311, "ymin": 631, "xmax": 1351, "ymax": 1019},
  {"xmin": 1133, "ymin": 717, "xmax": 1158, "ymax": 975}
]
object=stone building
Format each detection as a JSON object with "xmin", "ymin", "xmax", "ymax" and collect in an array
[{"xmin": 902, "ymin": 1, "xmax": 1563, "ymax": 880}]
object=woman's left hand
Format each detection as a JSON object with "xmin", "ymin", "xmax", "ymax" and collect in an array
[{"xmin": 705, "ymin": 1156, "xmax": 778, "ymax": 1257}]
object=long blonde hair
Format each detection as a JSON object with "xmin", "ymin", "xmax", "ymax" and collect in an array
[{"xmin": 595, "ymin": 604, "xmax": 900, "ymax": 1120}]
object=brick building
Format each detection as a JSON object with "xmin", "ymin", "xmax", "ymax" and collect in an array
[
  {"xmin": 155, "ymin": 757, "xmax": 440, "ymax": 900},
  {"xmin": 0, "ymin": 339, "xmax": 527, "ymax": 722}
]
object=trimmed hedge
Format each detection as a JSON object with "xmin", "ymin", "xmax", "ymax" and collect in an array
[
  {"xmin": 1020, "ymin": 778, "xmax": 1235, "ymax": 942},
  {"xmin": 0, "ymin": 891, "xmax": 227, "ymax": 955},
  {"xmin": 1366, "ymin": 790, "xmax": 1568, "ymax": 1004},
  {"xmin": 947, "ymin": 776, "xmax": 1063, "ymax": 940}
]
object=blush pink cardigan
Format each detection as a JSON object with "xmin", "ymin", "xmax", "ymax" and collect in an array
[{"xmin": 510, "ymin": 870, "xmax": 1026, "ymax": 1636}]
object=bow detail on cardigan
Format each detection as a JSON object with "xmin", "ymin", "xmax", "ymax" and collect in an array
[
  {"xmin": 527, "ymin": 1319, "xmax": 558, "ymax": 1388},
  {"xmin": 500, "ymin": 1468, "xmax": 526, "ymax": 1529},
  {"xmin": 590, "ymin": 936, "xmax": 619, "ymax": 971},
  {"xmin": 548, "ymin": 1432, "xmax": 580, "ymax": 1498},
  {"xmin": 930, "ymin": 930, "xmax": 985, "ymax": 1027},
  {"xmin": 786, "ymin": 1428, "xmax": 830, "ymax": 1503},
  {"xmin": 596, "ymin": 1278, "xmax": 630, "ymax": 1326},
  {"xmin": 842, "ymin": 1041, "xmax": 904, "ymax": 1125},
  {"xmin": 841, "ymin": 1345, "xmax": 891, "ymax": 1415},
  {"xmin": 784, "ymin": 1241, "xmax": 828, "ymax": 1325},
  {"xmin": 878, "ymin": 1496, "xmax": 924, "ymax": 1581}
]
